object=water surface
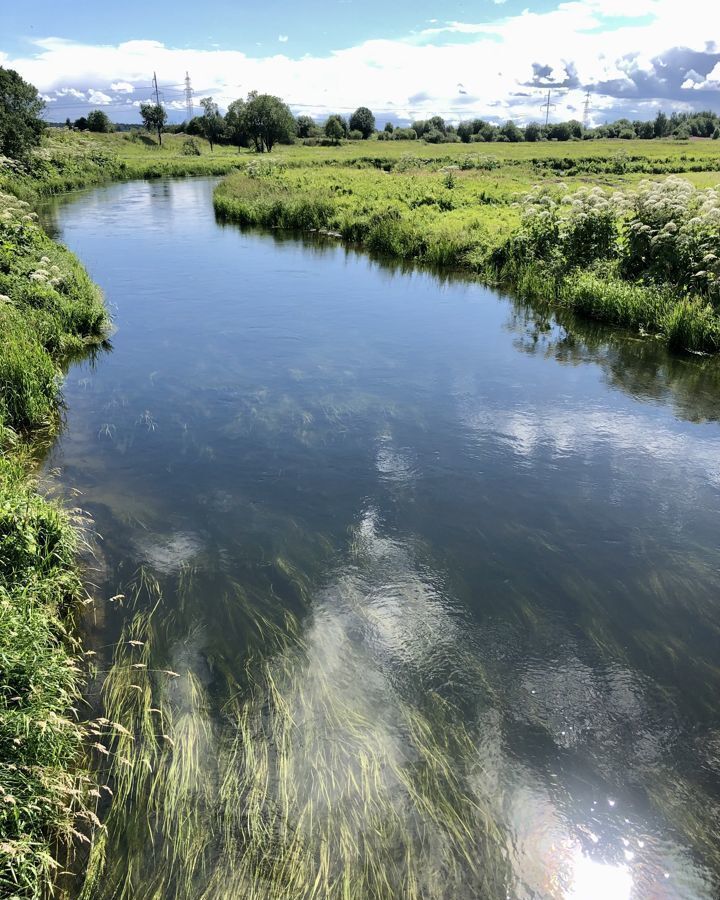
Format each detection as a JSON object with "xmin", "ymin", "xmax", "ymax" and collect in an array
[{"xmin": 42, "ymin": 178, "xmax": 720, "ymax": 899}]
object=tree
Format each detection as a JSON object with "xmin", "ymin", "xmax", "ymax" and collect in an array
[
  {"xmin": 295, "ymin": 114, "xmax": 316, "ymax": 138},
  {"xmin": 500, "ymin": 120, "xmax": 524, "ymax": 142},
  {"xmin": 73, "ymin": 116, "xmax": 88, "ymax": 131},
  {"xmin": 0, "ymin": 66, "xmax": 45, "ymax": 160},
  {"xmin": 240, "ymin": 92, "xmax": 295, "ymax": 152},
  {"xmin": 225, "ymin": 99, "xmax": 248, "ymax": 148},
  {"xmin": 87, "ymin": 109, "xmax": 112, "ymax": 133},
  {"xmin": 349, "ymin": 106, "xmax": 375, "ymax": 139},
  {"xmin": 524, "ymin": 122, "xmax": 543, "ymax": 142},
  {"xmin": 200, "ymin": 97, "xmax": 224, "ymax": 151},
  {"xmin": 457, "ymin": 121, "xmax": 473, "ymax": 143},
  {"xmin": 325, "ymin": 116, "xmax": 344, "ymax": 144},
  {"xmin": 65, "ymin": 117, "xmax": 72, "ymax": 130},
  {"xmin": 654, "ymin": 111, "xmax": 668, "ymax": 138},
  {"xmin": 384, "ymin": 121, "xmax": 394, "ymax": 133},
  {"xmin": 139, "ymin": 102, "xmax": 167, "ymax": 145}
]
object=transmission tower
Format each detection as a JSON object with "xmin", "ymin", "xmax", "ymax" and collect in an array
[
  {"xmin": 542, "ymin": 90, "xmax": 556, "ymax": 127},
  {"xmin": 582, "ymin": 90, "xmax": 591, "ymax": 130},
  {"xmin": 184, "ymin": 72, "xmax": 194, "ymax": 120}
]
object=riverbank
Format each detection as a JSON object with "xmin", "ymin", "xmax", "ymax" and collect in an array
[
  {"xmin": 214, "ymin": 148, "xmax": 720, "ymax": 352},
  {"xmin": 0, "ymin": 130, "xmax": 246, "ymax": 202},
  {"xmin": 0, "ymin": 187, "xmax": 108, "ymax": 895}
]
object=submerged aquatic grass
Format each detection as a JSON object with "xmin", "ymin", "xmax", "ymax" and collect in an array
[{"xmin": 80, "ymin": 547, "xmax": 510, "ymax": 900}]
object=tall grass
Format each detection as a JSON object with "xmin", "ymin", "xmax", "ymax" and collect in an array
[
  {"xmin": 215, "ymin": 165, "xmax": 720, "ymax": 352},
  {"xmin": 0, "ymin": 187, "xmax": 109, "ymax": 896}
]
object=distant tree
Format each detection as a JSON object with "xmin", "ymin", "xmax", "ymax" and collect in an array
[
  {"xmin": 500, "ymin": 120, "xmax": 524, "ymax": 142},
  {"xmin": 73, "ymin": 116, "xmax": 88, "ymax": 131},
  {"xmin": 524, "ymin": 122, "xmax": 543, "ymax": 142},
  {"xmin": 325, "ymin": 116, "xmax": 344, "ymax": 144},
  {"xmin": 139, "ymin": 102, "xmax": 167, "ymax": 145},
  {"xmin": 384, "ymin": 121, "xmax": 394, "ymax": 133},
  {"xmin": 0, "ymin": 66, "xmax": 45, "ymax": 159},
  {"xmin": 295, "ymin": 114, "xmax": 316, "ymax": 138},
  {"xmin": 240, "ymin": 91, "xmax": 296, "ymax": 152},
  {"xmin": 185, "ymin": 115, "xmax": 204, "ymax": 136},
  {"xmin": 349, "ymin": 106, "xmax": 375, "ymax": 139},
  {"xmin": 225, "ymin": 98, "xmax": 249, "ymax": 148},
  {"xmin": 65, "ymin": 117, "xmax": 72, "ymax": 130},
  {"xmin": 411, "ymin": 119, "xmax": 428, "ymax": 138},
  {"xmin": 457, "ymin": 121, "xmax": 473, "ymax": 143},
  {"xmin": 200, "ymin": 97, "xmax": 224, "ymax": 151},
  {"xmin": 654, "ymin": 111, "xmax": 668, "ymax": 138},
  {"xmin": 428, "ymin": 115, "xmax": 446, "ymax": 134},
  {"xmin": 87, "ymin": 109, "xmax": 112, "ymax": 133},
  {"xmin": 637, "ymin": 120, "xmax": 655, "ymax": 139},
  {"xmin": 546, "ymin": 121, "xmax": 572, "ymax": 141}
]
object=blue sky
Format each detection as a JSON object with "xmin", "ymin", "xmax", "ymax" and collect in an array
[
  {"xmin": 1, "ymin": 0, "xmax": 719, "ymax": 125},
  {"xmin": 3, "ymin": 1, "xmax": 550, "ymax": 58}
]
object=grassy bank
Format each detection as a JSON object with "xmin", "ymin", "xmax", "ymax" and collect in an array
[
  {"xmin": 0, "ymin": 187, "xmax": 109, "ymax": 896},
  {"xmin": 0, "ymin": 130, "xmax": 246, "ymax": 201},
  {"xmin": 214, "ymin": 143, "xmax": 720, "ymax": 352}
]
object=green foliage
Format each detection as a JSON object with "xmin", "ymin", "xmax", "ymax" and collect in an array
[
  {"xmin": 181, "ymin": 137, "xmax": 201, "ymax": 156},
  {"xmin": 86, "ymin": 109, "xmax": 112, "ymax": 133},
  {"xmin": 199, "ymin": 97, "xmax": 224, "ymax": 151},
  {"xmin": 139, "ymin": 103, "xmax": 167, "ymax": 145},
  {"xmin": 236, "ymin": 91, "xmax": 296, "ymax": 153},
  {"xmin": 0, "ymin": 67, "xmax": 45, "ymax": 160},
  {"xmin": 324, "ymin": 116, "xmax": 345, "ymax": 144},
  {"xmin": 0, "ymin": 181, "xmax": 109, "ymax": 897},
  {"xmin": 349, "ymin": 106, "xmax": 375, "ymax": 139},
  {"xmin": 214, "ymin": 142, "xmax": 720, "ymax": 352}
]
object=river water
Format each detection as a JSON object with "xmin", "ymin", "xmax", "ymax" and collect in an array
[{"xmin": 42, "ymin": 178, "xmax": 720, "ymax": 899}]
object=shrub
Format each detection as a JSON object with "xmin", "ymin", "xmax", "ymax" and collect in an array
[{"xmin": 181, "ymin": 137, "xmax": 202, "ymax": 156}]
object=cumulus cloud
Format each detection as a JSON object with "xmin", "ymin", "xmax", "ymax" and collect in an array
[
  {"xmin": 4, "ymin": 0, "xmax": 720, "ymax": 124},
  {"xmin": 87, "ymin": 89, "xmax": 112, "ymax": 105}
]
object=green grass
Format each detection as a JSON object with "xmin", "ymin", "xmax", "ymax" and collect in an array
[
  {"xmin": 0, "ymin": 130, "xmax": 247, "ymax": 201},
  {"xmin": 214, "ymin": 140, "xmax": 720, "ymax": 352},
  {"xmin": 0, "ymin": 187, "xmax": 109, "ymax": 896}
]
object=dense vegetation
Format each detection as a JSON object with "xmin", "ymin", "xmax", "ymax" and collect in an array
[
  {"xmin": 214, "ymin": 143, "xmax": 720, "ymax": 352},
  {"xmin": 0, "ymin": 188, "xmax": 109, "ymax": 895},
  {"xmin": 0, "ymin": 68, "xmax": 111, "ymax": 897}
]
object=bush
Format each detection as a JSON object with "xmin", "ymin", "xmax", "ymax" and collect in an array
[
  {"xmin": 348, "ymin": 129, "xmax": 364, "ymax": 141},
  {"xmin": 181, "ymin": 137, "xmax": 202, "ymax": 156}
]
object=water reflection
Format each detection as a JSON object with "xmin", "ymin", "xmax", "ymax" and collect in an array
[{"xmin": 38, "ymin": 179, "xmax": 720, "ymax": 897}]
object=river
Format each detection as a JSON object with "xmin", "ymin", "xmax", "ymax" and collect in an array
[{"xmin": 41, "ymin": 177, "xmax": 720, "ymax": 899}]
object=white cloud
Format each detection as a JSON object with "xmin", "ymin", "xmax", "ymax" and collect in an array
[
  {"xmin": 3, "ymin": 0, "xmax": 719, "ymax": 123},
  {"xmin": 110, "ymin": 80, "xmax": 135, "ymax": 92},
  {"xmin": 57, "ymin": 86, "xmax": 86, "ymax": 99},
  {"xmin": 278, "ymin": 34, "xmax": 289, "ymax": 43},
  {"xmin": 87, "ymin": 89, "xmax": 112, "ymax": 105},
  {"xmin": 681, "ymin": 62, "xmax": 720, "ymax": 91}
]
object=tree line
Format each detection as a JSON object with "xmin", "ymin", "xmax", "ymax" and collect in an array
[{"xmin": 3, "ymin": 64, "xmax": 720, "ymax": 163}]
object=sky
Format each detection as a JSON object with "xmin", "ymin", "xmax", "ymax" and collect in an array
[{"xmin": 1, "ymin": 0, "xmax": 719, "ymax": 125}]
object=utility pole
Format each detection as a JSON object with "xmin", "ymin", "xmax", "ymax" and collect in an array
[
  {"xmin": 543, "ymin": 90, "xmax": 552, "ymax": 127},
  {"xmin": 582, "ymin": 90, "xmax": 591, "ymax": 130},
  {"xmin": 184, "ymin": 72, "xmax": 193, "ymax": 121},
  {"xmin": 153, "ymin": 71, "xmax": 163, "ymax": 145}
]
